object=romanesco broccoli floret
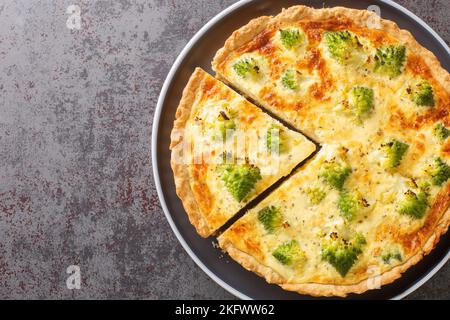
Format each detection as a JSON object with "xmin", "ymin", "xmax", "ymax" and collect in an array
[
  {"xmin": 220, "ymin": 164, "xmax": 261, "ymax": 202},
  {"xmin": 281, "ymin": 69, "xmax": 299, "ymax": 90},
  {"xmin": 398, "ymin": 189, "xmax": 428, "ymax": 219},
  {"xmin": 409, "ymin": 80, "xmax": 435, "ymax": 107},
  {"xmin": 266, "ymin": 124, "xmax": 288, "ymax": 153},
  {"xmin": 433, "ymin": 123, "xmax": 450, "ymax": 141},
  {"xmin": 381, "ymin": 252, "xmax": 402, "ymax": 264},
  {"xmin": 272, "ymin": 240, "xmax": 306, "ymax": 267},
  {"xmin": 257, "ymin": 206, "xmax": 283, "ymax": 233},
  {"xmin": 321, "ymin": 232, "xmax": 366, "ymax": 277},
  {"xmin": 233, "ymin": 57, "xmax": 260, "ymax": 78},
  {"xmin": 429, "ymin": 157, "xmax": 450, "ymax": 186},
  {"xmin": 304, "ymin": 187, "xmax": 326, "ymax": 205},
  {"xmin": 348, "ymin": 86, "xmax": 374, "ymax": 119},
  {"xmin": 280, "ymin": 28, "xmax": 303, "ymax": 49},
  {"xmin": 337, "ymin": 191, "xmax": 367, "ymax": 221},
  {"xmin": 324, "ymin": 30, "xmax": 361, "ymax": 64},
  {"xmin": 374, "ymin": 45, "xmax": 406, "ymax": 77},
  {"xmin": 319, "ymin": 161, "xmax": 352, "ymax": 190},
  {"xmin": 382, "ymin": 139, "xmax": 409, "ymax": 168}
]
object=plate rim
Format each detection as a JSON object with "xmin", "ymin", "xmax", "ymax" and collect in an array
[{"xmin": 152, "ymin": 0, "xmax": 450, "ymax": 300}]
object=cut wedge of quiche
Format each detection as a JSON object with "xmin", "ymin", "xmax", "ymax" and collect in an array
[
  {"xmin": 170, "ymin": 5, "xmax": 450, "ymax": 296},
  {"xmin": 170, "ymin": 68, "xmax": 316, "ymax": 237}
]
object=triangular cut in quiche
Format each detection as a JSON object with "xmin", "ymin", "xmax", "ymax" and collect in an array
[{"xmin": 170, "ymin": 68, "xmax": 316, "ymax": 237}]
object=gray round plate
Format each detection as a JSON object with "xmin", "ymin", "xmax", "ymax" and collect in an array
[{"xmin": 152, "ymin": 0, "xmax": 450, "ymax": 299}]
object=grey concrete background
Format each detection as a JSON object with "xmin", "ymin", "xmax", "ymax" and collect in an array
[{"xmin": 0, "ymin": 0, "xmax": 448, "ymax": 299}]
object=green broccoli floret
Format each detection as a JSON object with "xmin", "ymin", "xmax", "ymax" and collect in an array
[
  {"xmin": 348, "ymin": 86, "xmax": 374, "ymax": 120},
  {"xmin": 337, "ymin": 191, "xmax": 366, "ymax": 221},
  {"xmin": 280, "ymin": 28, "xmax": 303, "ymax": 49},
  {"xmin": 324, "ymin": 30, "xmax": 361, "ymax": 64},
  {"xmin": 220, "ymin": 164, "xmax": 261, "ymax": 202},
  {"xmin": 258, "ymin": 206, "xmax": 283, "ymax": 233},
  {"xmin": 281, "ymin": 69, "xmax": 299, "ymax": 90},
  {"xmin": 216, "ymin": 111, "xmax": 236, "ymax": 141},
  {"xmin": 304, "ymin": 187, "xmax": 326, "ymax": 205},
  {"xmin": 433, "ymin": 123, "xmax": 450, "ymax": 141},
  {"xmin": 398, "ymin": 189, "xmax": 428, "ymax": 219},
  {"xmin": 374, "ymin": 45, "xmax": 406, "ymax": 77},
  {"xmin": 429, "ymin": 157, "xmax": 450, "ymax": 186},
  {"xmin": 233, "ymin": 57, "xmax": 260, "ymax": 78},
  {"xmin": 319, "ymin": 161, "xmax": 352, "ymax": 190},
  {"xmin": 321, "ymin": 233, "xmax": 366, "ymax": 277},
  {"xmin": 272, "ymin": 240, "xmax": 306, "ymax": 267},
  {"xmin": 409, "ymin": 80, "xmax": 435, "ymax": 107},
  {"xmin": 382, "ymin": 139, "xmax": 409, "ymax": 168},
  {"xmin": 266, "ymin": 124, "xmax": 288, "ymax": 153},
  {"xmin": 381, "ymin": 252, "xmax": 402, "ymax": 264}
]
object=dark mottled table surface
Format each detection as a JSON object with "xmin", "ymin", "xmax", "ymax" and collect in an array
[{"xmin": 0, "ymin": 0, "xmax": 448, "ymax": 299}]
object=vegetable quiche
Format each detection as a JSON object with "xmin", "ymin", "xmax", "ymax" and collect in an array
[{"xmin": 170, "ymin": 5, "xmax": 450, "ymax": 296}]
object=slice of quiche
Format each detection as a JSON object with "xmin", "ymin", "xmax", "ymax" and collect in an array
[
  {"xmin": 170, "ymin": 68, "xmax": 316, "ymax": 237},
  {"xmin": 212, "ymin": 6, "xmax": 450, "ymax": 144},
  {"xmin": 219, "ymin": 143, "xmax": 450, "ymax": 296}
]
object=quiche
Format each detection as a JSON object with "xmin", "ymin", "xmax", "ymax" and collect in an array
[
  {"xmin": 170, "ymin": 68, "xmax": 316, "ymax": 237},
  {"xmin": 170, "ymin": 5, "xmax": 450, "ymax": 296}
]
